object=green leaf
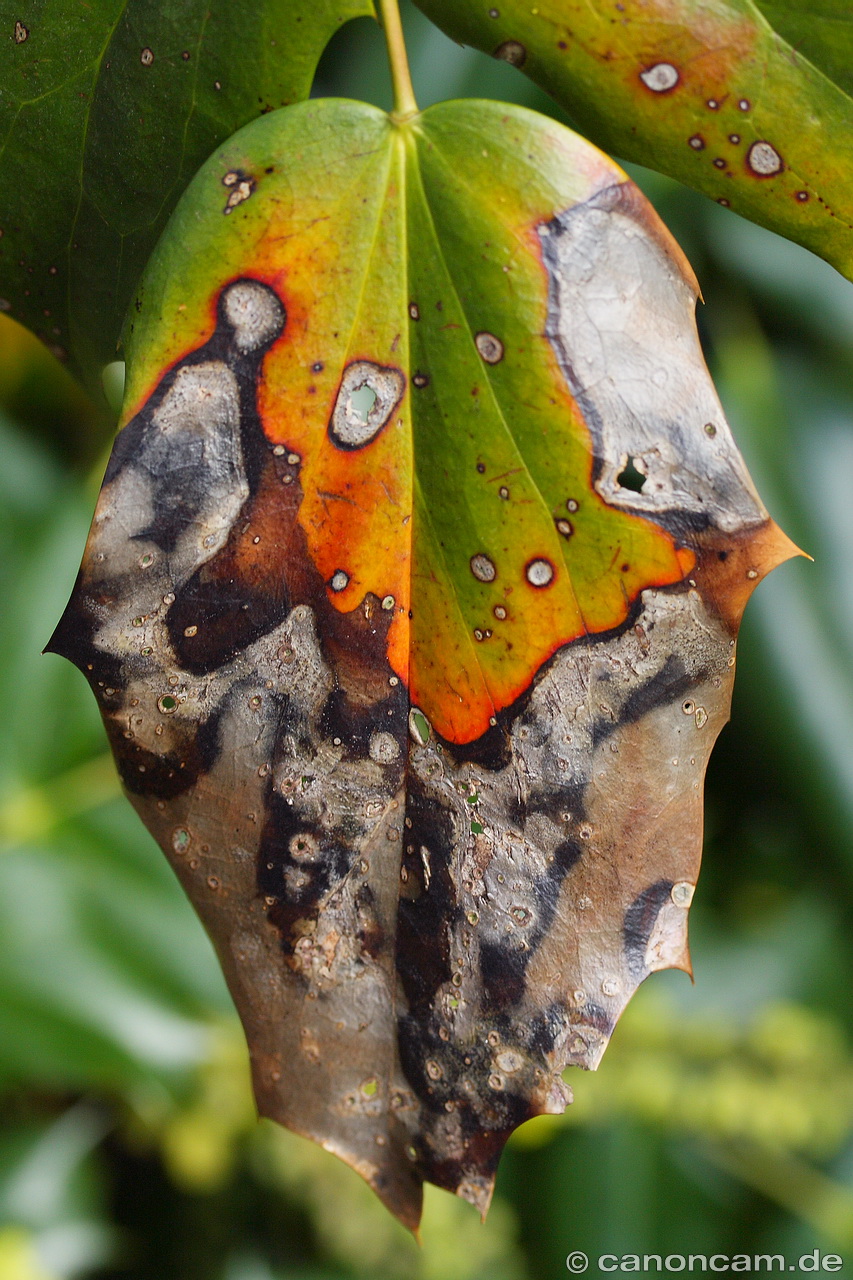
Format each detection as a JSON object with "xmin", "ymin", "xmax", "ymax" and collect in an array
[
  {"xmin": 753, "ymin": 0, "xmax": 853, "ymax": 96},
  {"xmin": 0, "ymin": 0, "xmax": 374, "ymax": 389},
  {"xmin": 414, "ymin": 0, "xmax": 853, "ymax": 282},
  {"xmin": 50, "ymin": 92, "xmax": 796, "ymax": 1227}
]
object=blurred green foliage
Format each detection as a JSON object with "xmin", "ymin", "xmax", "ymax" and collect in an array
[{"xmin": 1, "ymin": 4, "xmax": 852, "ymax": 1277}]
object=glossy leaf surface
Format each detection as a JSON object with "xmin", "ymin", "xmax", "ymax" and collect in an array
[
  {"xmin": 0, "ymin": 0, "xmax": 373, "ymax": 386},
  {"xmin": 415, "ymin": 0, "xmax": 853, "ymax": 283},
  {"xmin": 50, "ymin": 96, "xmax": 795, "ymax": 1227}
]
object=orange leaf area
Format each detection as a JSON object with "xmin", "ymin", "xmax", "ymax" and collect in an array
[{"xmin": 249, "ymin": 264, "xmax": 694, "ymax": 742}]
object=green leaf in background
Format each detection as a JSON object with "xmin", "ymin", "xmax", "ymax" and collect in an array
[
  {"xmin": 0, "ymin": 0, "xmax": 373, "ymax": 389},
  {"xmin": 414, "ymin": 0, "xmax": 853, "ymax": 282}
]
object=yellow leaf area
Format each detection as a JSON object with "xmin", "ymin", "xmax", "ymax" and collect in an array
[
  {"xmin": 604, "ymin": 0, "xmax": 758, "ymax": 98},
  {"xmin": 122, "ymin": 101, "xmax": 694, "ymax": 745}
]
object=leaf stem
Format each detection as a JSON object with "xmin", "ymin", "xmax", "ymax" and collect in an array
[{"xmin": 378, "ymin": 0, "xmax": 418, "ymax": 120}]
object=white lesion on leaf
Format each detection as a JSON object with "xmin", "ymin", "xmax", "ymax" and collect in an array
[
  {"xmin": 329, "ymin": 360, "xmax": 405, "ymax": 450},
  {"xmin": 222, "ymin": 170, "xmax": 256, "ymax": 214},
  {"xmin": 538, "ymin": 183, "xmax": 767, "ymax": 533}
]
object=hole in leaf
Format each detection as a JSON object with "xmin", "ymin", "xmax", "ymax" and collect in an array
[
  {"xmin": 409, "ymin": 709, "xmax": 431, "ymax": 745},
  {"xmin": 348, "ymin": 383, "xmax": 377, "ymax": 424},
  {"xmin": 617, "ymin": 456, "xmax": 646, "ymax": 492}
]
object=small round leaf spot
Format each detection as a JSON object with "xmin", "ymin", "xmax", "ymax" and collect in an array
[
  {"xmin": 639, "ymin": 62, "xmax": 679, "ymax": 92},
  {"xmin": 475, "ymin": 331, "xmax": 504, "ymax": 363},
  {"xmin": 747, "ymin": 140, "xmax": 783, "ymax": 176},
  {"xmin": 171, "ymin": 828, "xmax": 191, "ymax": 854},
  {"xmin": 369, "ymin": 731, "xmax": 399, "ymax": 764},
  {"xmin": 525, "ymin": 558, "xmax": 554, "ymax": 588},
  {"xmin": 470, "ymin": 553, "xmax": 497, "ymax": 583}
]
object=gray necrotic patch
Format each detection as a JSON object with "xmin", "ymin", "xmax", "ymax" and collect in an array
[
  {"xmin": 590, "ymin": 655, "xmax": 697, "ymax": 748},
  {"xmin": 103, "ymin": 361, "xmax": 246, "ymax": 556},
  {"xmin": 477, "ymin": 836, "xmax": 582, "ymax": 1011},
  {"xmin": 329, "ymin": 361, "xmax": 405, "ymax": 450},
  {"xmin": 623, "ymin": 879, "xmax": 675, "ymax": 977},
  {"xmin": 258, "ymin": 787, "xmax": 357, "ymax": 951},
  {"xmin": 396, "ymin": 777, "xmax": 458, "ymax": 1013},
  {"xmin": 537, "ymin": 185, "xmax": 764, "ymax": 533}
]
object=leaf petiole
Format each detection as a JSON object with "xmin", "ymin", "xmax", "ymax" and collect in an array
[{"xmin": 378, "ymin": 0, "xmax": 418, "ymax": 120}]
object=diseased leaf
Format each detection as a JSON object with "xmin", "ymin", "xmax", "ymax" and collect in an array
[
  {"xmin": 0, "ymin": 0, "xmax": 373, "ymax": 387},
  {"xmin": 48, "ymin": 96, "xmax": 797, "ymax": 1228},
  {"xmin": 414, "ymin": 0, "xmax": 853, "ymax": 282}
]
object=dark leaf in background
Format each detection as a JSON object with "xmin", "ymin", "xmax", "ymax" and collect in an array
[{"xmin": 0, "ymin": 0, "xmax": 373, "ymax": 390}]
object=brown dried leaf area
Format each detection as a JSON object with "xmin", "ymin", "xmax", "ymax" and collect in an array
[{"xmin": 49, "ymin": 191, "xmax": 797, "ymax": 1229}]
